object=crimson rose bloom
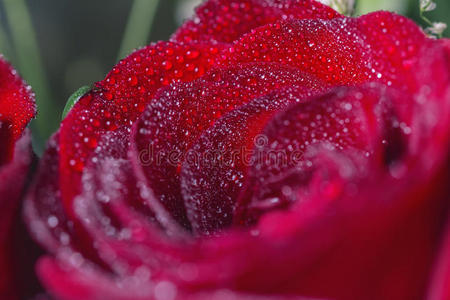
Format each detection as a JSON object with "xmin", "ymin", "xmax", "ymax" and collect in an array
[
  {"xmin": 0, "ymin": 56, "xmax": 35, "ymax": 299},
  {"xmin": 25, "ymin": 1, "xmax": 449, "ymax": 299}
]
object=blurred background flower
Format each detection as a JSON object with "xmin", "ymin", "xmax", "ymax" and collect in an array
[{"xmin": 0, "ymin": 0, "xmax": 447, "ymax": 153}]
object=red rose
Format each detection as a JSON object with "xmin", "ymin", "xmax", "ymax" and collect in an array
[
  {"xmin": 0, "ymin": 56, "xmax": 36, "ymax": 299},
  {"xmin": 25, "ymin": 1, "xmax": 450, "ymax": 299}
]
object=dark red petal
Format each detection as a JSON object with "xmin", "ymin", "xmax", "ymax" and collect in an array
[
  {"xmin": 155, "ymin": 148, "xmax": 448, "ymax": 300},
  {"xmin": 175, "ymin": 76, "xmax": 449, "ymax": 298},
  {"xmin": 27, "ymin": 137, "xmax": 183, "ymax": 283},
  {"xmin": 25, "ymin": 132, "xmax": 163, "ymax": 275},
  {"xmin": 172, "ymin": 0, "xmax": 340, "ymax": 43},
  {"xmin": 25, "ymin": 133, "xmax": 75, "ymax": 253},
  {"xmin": 37, "ymin": 257, "xmax": 154, "ymax": 300},
  {"xmin": 222, "ymin": 12, "xmax": 429, "ymax": 91},
  {"xmin": 180, "ymin": 86, "xmax": 324, "ymax": 234},
  {"xmin": 441, "ymin": 39, "xmax": 450, "ymax": 71},
  {"xmin": 234, "ymin": 85, "xmax": 401, "ymax": 224},
  {"xmin": 130, "ymin": 63, "xmax": 324, "ymax": 229},
  {"xmin": 355, "ymin": 12, "xmax": 430, "ymax": 93},
  {"xmin": 81, "ymin": 156, "xmax": 158, "ymax": 228},
  {"xmin": 0, "ymin": 57, "xmax": 35, "ymax": 164},
  {"xmin": 86, "ymin": 131, "xmax": 191, "ymax": 238},
  {"xmin": 401, "ymin": 42, "xmax": 450, "ymax": 170},
  {"xmin": 25, "ymin": 134, "xmax": 113, "ymax": 274},
  {"xmin": 59, "ymin": 42, "xmax": 226, "ymax": 218},
  {"xmin": 0, "ymin": 57, "xmax": 35, "ymax": 299},
  {"xmin": 28, "ymin": 7, "xmax": 450, "ymax": 300},
  {"xmin": 73, "ymin": 156, "xmax": 187, "ymax": 274},
  {"xmin": 37, "ymin": 256, "xmax": 317, "ymax": 300},
  {"xmin": 427, "ymin": 213, "xmax": 450, "ymax": 300},
  {"xmin": 253, "ymin": 167, "xmax": 447, "ymax": 299},
  {"xmin": 0, "ymin": 131, "xmax": 32, "ymax": 299},
  {"xmin": 0, "ymin": 120, "xmax": 13, "ymax": 166}
]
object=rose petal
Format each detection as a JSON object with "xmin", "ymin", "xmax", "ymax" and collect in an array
[
  {"xmin": 0, "ymin": 56, "xmax": 35, "ymax": 164},
  {"xmin": 180, "ymin": 86, "xmax": 325, "ymax": 234},
  {"xmin": 26, "ymin": 138, "xmax": 183, "ymax": 282},
  {"xmin": 0, "ymin": 120, "xmax": 13, "ymax": 166},
  {"xmin": 24, "ymin": 133, "xmax": 112, "ymax": 272},
  {"xmin": 155, "ymin": 147, "xmax": 448, "ymax": 300},
  {"xmin": 427, "ymin": 212, "xmax": 450, "ymax": 300},
  {"xmin": 74, "ymin": 156, "xmax": 187, "ymax": 274},
  {"xmin": 130, "ymin": 63, "xmax": 325, "ymax": 229},
  {"xmin": 440, "ymin": 39, "xmax": 450, "ymax": 70},
  {"xmin": 172, "ymin": 0, "xmax": 340, "ymax": 43},
  {"xmin": 37, "ymin": 256, "xmax": 319, "ymax": 300},
  {"xmin": 37, "ymin": 257, "xmax": 155, "ymax": 300},
  {"xmin": 27, "ymin": 4, "xmax": 450, "ymax": 300},
  {"xmin": 0, "ymin": 57, "xmax": 35, "ymax": 142},
  {"xmin": 170, "ymin": 80, "xmax": 449, "ymax": 298},
  {"xmin": 401, "ymin": 43, "xmax": 450, "ymax": 169},
  {"xmin": 0, "ymin": 131, "xmax": 32, "ymax": 299},
  {"xmin": 59, "ymin": 42, "xmax": 226, "ymax": 219},
  {"xmin": 25, "ymin": 134, "xmax": 75, "ymax": 253},
  {"xmin": 222, "ymin": 12, "xmax": 429, "ymax": 91},
  {"xmin": 87, "ymin": 131, "xmax": 175, "ymax": 231},
  {"xmin": 234, "ymin": 85, "xmax": 402, "ymax": 224},
  {"xmin": 175, "ymin": 54, "xmax": 449, "ymax": 298},
  {"xmin": 249, "ymin": 166, "xmax": 447, "ymax": 299},
  {"xmin": 0, "ymin": 57, "xmax": 35, "ymax": 300}
]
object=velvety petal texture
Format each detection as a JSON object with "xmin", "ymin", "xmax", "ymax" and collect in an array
[
  {"xmin": 0, "ymin": 132, "xmax": 33, "ymax": 300},
  {"xmin": 0, "ymin": 57, "xmax": 35, "ymax": 164},
  {"xmin": 427, "ymin": 213, "xmax": 450, "ymax": 300},
  {"xmin": 25, "ymin": 1, "xmax": 450, "ymax": 300},
  {"xmin": 181, "ymin": 86, "xmax": 323, "ymax": 234},
  {"xmin": 0, "ymin": 57, "xmax": 36, "ymax": 300},
  {"xmin": 172, "ymin": 0, "xmax": 340, "ymax": 43},
  {"xmin": 130, "ymin": 63, "xmax": 325, "ymax": 230}
]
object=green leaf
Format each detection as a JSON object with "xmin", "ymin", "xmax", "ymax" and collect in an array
[
  {"xmin": 62, "ymin": 85, "xmax": 91, "ymax": 120},
  {"xmin": 117, "ymin": 0, "xmax": 160, "ymax": 60}
]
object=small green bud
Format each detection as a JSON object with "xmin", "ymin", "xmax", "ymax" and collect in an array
[{"xmin": 62, "ymin": 85, "xmax": 92, "ymax": 120}]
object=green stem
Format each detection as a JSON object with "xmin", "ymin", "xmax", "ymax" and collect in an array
[
  {"xmin": 117, "ymin": 0, "xmax": 160, "ymax": 61},
  {"xmin": 420, "ymin": 10, "xmax": 434, "ymax": 27},
  {"xmin": 2, "ymin": 0, "xmax": 55, "ymax": 152},
  {"xmin": 420, "ymin": 8, "xmax": 445, "ymax": 38}
]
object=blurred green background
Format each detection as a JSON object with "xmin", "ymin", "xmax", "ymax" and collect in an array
[{"xmin": 0, "ymin": 0, "xmax": 448, "ymax": 153}]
